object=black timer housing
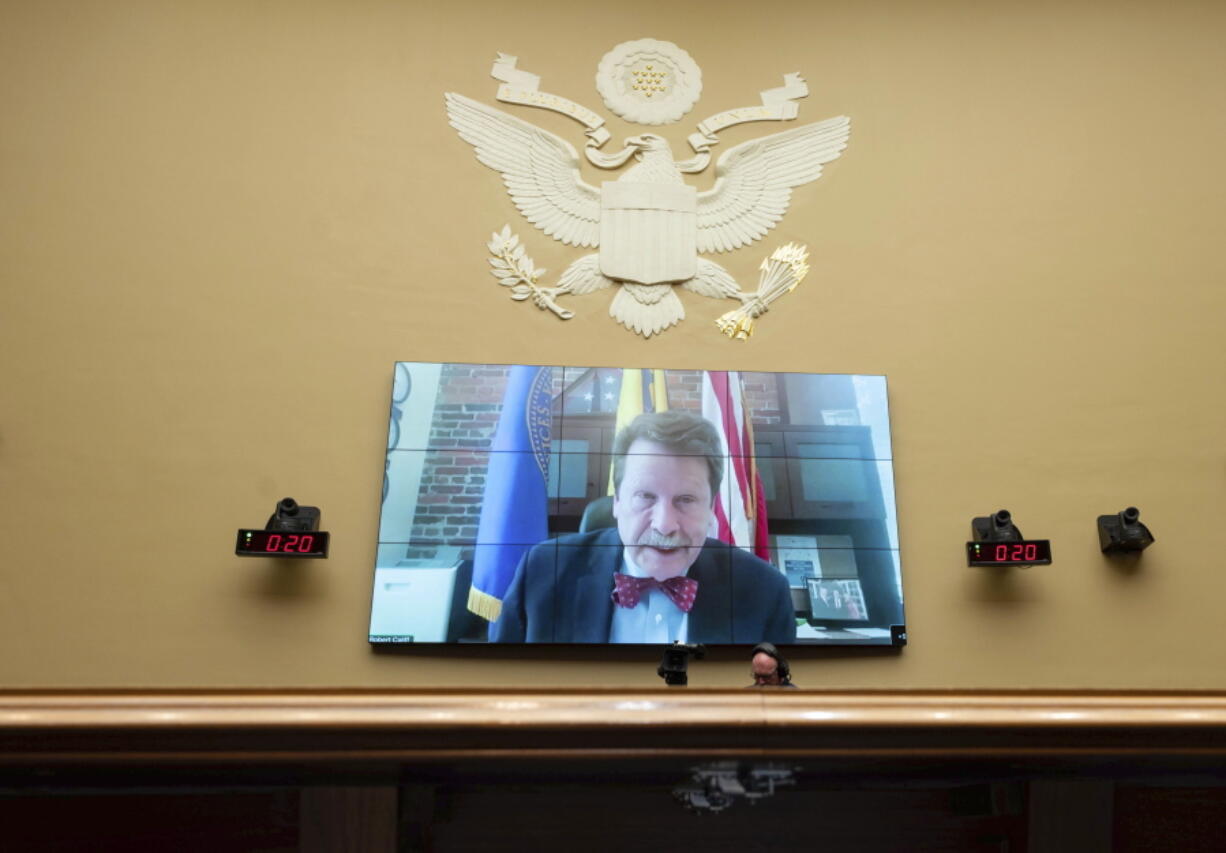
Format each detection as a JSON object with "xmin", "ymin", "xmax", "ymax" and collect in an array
[
  {"xmin": 236, "ymin": 497, "xmax": 330, "ymax": 558},
  {"xmin": 967, "ymin": 508, "xmax": 1051, "ymax": 566},
  {"xmin": 966, "ymin": 540, "xmax": 1052, "ymax": 567}
]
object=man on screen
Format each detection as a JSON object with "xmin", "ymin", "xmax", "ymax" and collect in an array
[{"xmin": 491, "ymin": 410, "xmax": 796, "ymax": 644}]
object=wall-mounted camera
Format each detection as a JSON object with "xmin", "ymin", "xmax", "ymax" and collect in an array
[
  {"xmin": 266, "ymin": 497, "xmax": 320, "ymax": 532},
  {"xmin": 1097, "ymin": 507, "xmax": 1154, "ymax": 553},
  {"xmin": 971, "ymin": 509, "xmax": 1023, "ymax": 543}
]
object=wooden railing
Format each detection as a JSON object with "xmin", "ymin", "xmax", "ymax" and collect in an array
[{"xmin": 4, "ymin": 690, "xmax": 1226, "ymax": 766}]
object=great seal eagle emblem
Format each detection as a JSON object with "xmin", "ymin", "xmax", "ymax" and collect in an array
[{"xmin": 445, "ymin": 39, "xmax": 850, "ymax": 338}]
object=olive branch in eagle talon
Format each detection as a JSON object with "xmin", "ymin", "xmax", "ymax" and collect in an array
[{"xmin": 486, "ymin": 225, "xmax": 574, "ymax": 320}]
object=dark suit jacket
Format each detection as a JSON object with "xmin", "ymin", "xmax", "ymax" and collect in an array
[{"xmin": 491, "ymin": 528, "xmax": 797, "ymax": 644}]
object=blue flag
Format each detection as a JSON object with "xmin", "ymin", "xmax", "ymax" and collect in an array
[{"xmin": 467, "ymin": 365, "xmax": 552, "ymax": 627}]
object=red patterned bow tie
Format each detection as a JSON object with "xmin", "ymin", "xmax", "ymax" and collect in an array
[{"xmin": 611, "ymin": 574, "xmax": 698, "ymax": 613}]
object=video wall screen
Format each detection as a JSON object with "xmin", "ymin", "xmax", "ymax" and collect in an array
[{"xmin": 371, "ymin": 363, "xmax": 904, "ymax": 646}]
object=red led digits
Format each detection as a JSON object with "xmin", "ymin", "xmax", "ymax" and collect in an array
[
  {"xmin": 988, "ymin": 543, "xmax": 1044, "ymax": 563},
  {"xmin": 235, "ymin": 527, "xmax": 329, "ymax": 558},
  {"xmin": 259, "ymin": 533, "xmax": 318, "ymax": 553}
]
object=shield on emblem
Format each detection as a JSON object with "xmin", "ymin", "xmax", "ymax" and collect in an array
[{"xmin": 599, "ymin": 182, "xmax": 697, "ymax": 285}]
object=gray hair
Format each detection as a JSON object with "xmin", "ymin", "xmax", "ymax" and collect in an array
[{"xmin": 611, "ymin": 410, "xmax": 724, "ymax": 502}]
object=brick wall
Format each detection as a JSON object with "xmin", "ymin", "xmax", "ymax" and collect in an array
[
  {"xmin": 664, "ymin": 370, "xmax": 702, "ymax": 411},
  {"xmin": 408, "ymin": 364, "xmax": 509, "ymax": 550},
  {"xmin": 666, "ymin": 370, "xmax": 782, "ymax": 425},
  {"xmin": 742, "ymin": 372, "xmax": 783, "ymax": 425}
]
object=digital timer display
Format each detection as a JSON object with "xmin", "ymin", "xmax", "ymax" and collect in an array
[
  {"xmin": 236, "ymin": 529, "xmax": 330, "ymax": 558},
  {"xmin": 966, "ymin": 540, "xmax": 1051, "ymax": 566}
]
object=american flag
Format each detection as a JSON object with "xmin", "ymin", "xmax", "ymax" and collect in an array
[{"xmin": 702, "ymin": 371, "xmax": 770, "ymax": 560}]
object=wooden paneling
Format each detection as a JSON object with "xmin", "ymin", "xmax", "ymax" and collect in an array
[
  {"xmin": 300, "ymin": 787, "xmax": 397, "ymax": 853},
  {"xmin": 0, "ymin": 791, "xmax": 298, "ymax": 853}
]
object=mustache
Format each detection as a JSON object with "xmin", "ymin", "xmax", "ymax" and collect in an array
[{"xmin": 635, "ymin": 530, "xmax": 694, "ymax": 549}]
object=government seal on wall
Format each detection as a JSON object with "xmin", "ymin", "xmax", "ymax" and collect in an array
[{"xmin": 446, "ymin": 41, "xmax": 848, "ymax": 339}]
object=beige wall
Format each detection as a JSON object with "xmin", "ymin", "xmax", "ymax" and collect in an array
[{"xmin": 2, "ymin": 0, "xmax": 1223, "ymax": 688}]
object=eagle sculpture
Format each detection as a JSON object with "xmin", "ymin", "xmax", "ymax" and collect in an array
[{"xmin": 445, "ymin": 92, "xmax": 849, "ymax": 337}]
